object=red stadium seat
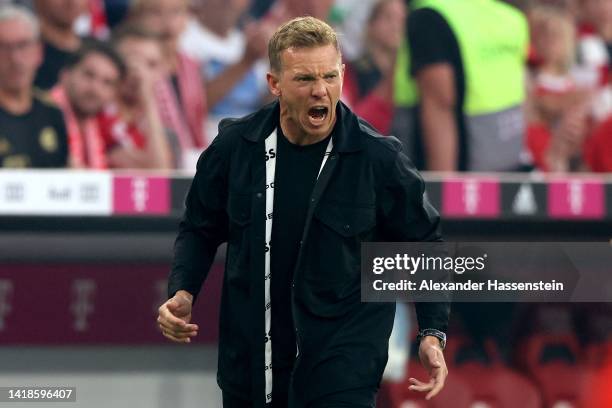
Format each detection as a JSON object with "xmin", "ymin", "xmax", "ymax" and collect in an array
[
  {"xmin": 579, "ymin": 364, "xmax": 612, "ymax": 407},
  {"xmin": 443, "ymin": 335, "xmax": 503, "ymax": 369},
  {"xmin": 453, "ymin": 362, "xmax": 542, "ymax": 408},
  {"xmin": 584, "ymin": 340, "xmax": 612, "ymax": 368},
  {"xmin": 515, "ymin": 334, "xmax": 581, "ymax": 373},
  {"xmin": 529, "ymin": 361, "xmax": 585, "ymax": 407},
  {"xmin": 515, "ymin": 334, "xmax": 584, "ymax": 407}
]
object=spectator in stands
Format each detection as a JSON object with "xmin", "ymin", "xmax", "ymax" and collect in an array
[
  {"xmin": 129, "ymin": 0, "xmax": 207, "ymax": 169},
  {"xmin": 584, "ymin": 108, "xmax": 612, "ymax": 172},
  {"xmin": 577, "ymin": 0, "xmax": 612, "ymax": 122},
  {"xmin": 398, "ymin": 0, "xmax": 529, "ymax": 171},
  {"xmin": 0, "ymin": 5, "xmax": 68, "ymax": 168},
  {"xmin": 264, "ymin": 0, "xmax": 335, "ymax": 27},
  {"xmin": 328, "ymin": 0, "xmax": 378, "ymax": 61},
  {"xmin": 342, "ymin": 0, "xmax": 406, "ymax": 134},
  {"xmin": 180, "ymin": 0, "xmax": 272, "ymax": 138},
  {"xmin": 526, "ymin": 5, "xmax": 593, "ymax": 172},
  {"xmin": 100, "ymin": 25, "xmax": 173, "ymax": 169},
  {"xmin": 33, "ymin": 0, "xmax": 87, "ymax": 90},
  {"xmin": 103, "ymin": 0, "xmax": 131, "ymax": 28},
  {"xmin": 73, "ymin": 0, "xmax": 110, "ymax": 39},
  {"xmin": 50, "ymin": 39, "xmax": 125, "ymax": 169}
]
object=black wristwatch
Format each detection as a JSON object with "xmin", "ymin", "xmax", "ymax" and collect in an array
[{"xmin": 417, "ymin": 328, "xmax": 447, "ymax": 350}]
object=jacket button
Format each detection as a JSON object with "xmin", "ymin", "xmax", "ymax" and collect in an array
[
  {"xmin": 256, "ymin": 193, "xmax": 263, "ymax": 199},
  {"xmin": 344, "ymin": 224, "xmax": 350, "ymax": 230},
  {"xmin": 310, "ymin": 198, "xmax": 315, "ymax": 203}
]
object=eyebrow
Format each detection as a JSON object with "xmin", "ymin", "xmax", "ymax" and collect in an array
[{"xmin": 293, "ymin": 70, "xmax": 339, "ymax": 80}]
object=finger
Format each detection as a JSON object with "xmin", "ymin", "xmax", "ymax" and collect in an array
[
  {"xmin": 157, "ymin": 310, "xmax": 185, "ymax": 328},
  {"xmin": 161, "ymin": 317, "xmax": 198, "ymax": 332},
  {"xmin": 157, "ymin": 316, "xmax": 198, "ymax": 332},
  {"xmin": 162, "ymin": 330, "xmax": 191, "ymax": 343},
  {"xmin": 408, "ymin": 378, "xmax": 434, "ymax": 392},
  {"xmin": 158, "ymin": 323, "xmax": 198, "ymax": 338},
  {"xmin": 158, "ymin": 322, "xmax": 198, "ymax": 338},
  {"xmin": 158, "ymin": 305, "xmax": 193, "ymax": 328},
  {"xmin": 157, "ymin": 319, "xmax": 197, "ymax": 333},
  {"xmin": 408, "ymin": 377, "xmax": 428, "ymax": 386},
  {"xmin": 426, "ymin": 377, "xmax": 445, "ymax": 400},
  {"xmin": 165, "ymin": 298, "xmax": 180, "ymax": 311}
]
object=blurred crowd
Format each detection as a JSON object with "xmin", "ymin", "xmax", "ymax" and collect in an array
[{"xmin": 0, "ymin": 0, "xmax": 610, "ymax": 172}]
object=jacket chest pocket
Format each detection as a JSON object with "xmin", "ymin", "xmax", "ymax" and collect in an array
[
  {"xmin": 226, "ymin": 192, "xmax": 252, "ymax": 288},
  {"xmin": 227, "ymin": 192, "xmax": 252, "ymax": 228},
  {"xmin": 307, "ymin": 201, "xmax": 376, "ymax": 283}
]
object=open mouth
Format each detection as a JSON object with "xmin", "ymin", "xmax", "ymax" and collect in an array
[{"xmin": 308, "ymin": 106, "xmax": 329, "ymax": 124}]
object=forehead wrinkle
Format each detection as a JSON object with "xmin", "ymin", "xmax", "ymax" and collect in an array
[
  {"xmin": 288, "ymin": 62, "xmax": 340, "ymax": 77},
  {"xmin": 280, "ymin": 45, "xmax": 341, "ymax": 73}
]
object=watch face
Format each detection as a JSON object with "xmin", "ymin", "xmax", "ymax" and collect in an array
[{"xmin": 419, "ymin": 330, "xmax": 446, "ymax": 349}]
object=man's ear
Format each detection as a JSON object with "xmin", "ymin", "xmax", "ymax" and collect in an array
[{"xmin": 267, "ymin": 72, "xmax": 281, "ymax": 97}]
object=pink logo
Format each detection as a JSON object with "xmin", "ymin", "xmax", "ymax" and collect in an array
[
  {"xmin": 549, "ymin": 179, "xmax": 605, "ymax": 219},
  {"xmin": 113, "ymin": 176, "xmax": 170, "ymax": 215},
  {"xmin": 70, "ymin": 279, "xmax": 96, "ymax": 332},
  {"xmin": 0, "ymin": 280, "xmax": 13, "ymax": 331},
  {"xmin": 442, "ymin": 177, "xmax": 500, "ymax": 218}
]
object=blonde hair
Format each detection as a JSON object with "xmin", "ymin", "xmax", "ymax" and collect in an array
[
  {"xmin": 529, "ymin": 5, "xmax": 576, "ymax": 71},
  {"xmin": 268, "ymin": 16, "xmax": 340, "ymax": 73}
]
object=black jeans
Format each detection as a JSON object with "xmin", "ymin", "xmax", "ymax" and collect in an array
[
  {"xmin": 222, "ymin": 386, "xmax": 377, "ymax": 408},
  {"xmin": 222, "ymin": 367, "xmax": 291, "ymax": 408}
]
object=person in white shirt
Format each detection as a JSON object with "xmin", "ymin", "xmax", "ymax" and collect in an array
[{"xmin": 180, "ymin": 0, "xmax": 272, "ymax": 139}]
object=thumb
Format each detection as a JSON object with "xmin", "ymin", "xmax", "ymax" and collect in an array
[{"xmin": 166, "ymin": 297, "xmax": 180, "ymax": 311}]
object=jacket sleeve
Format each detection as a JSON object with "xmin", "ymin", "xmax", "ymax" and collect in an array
[
  {"xmin": 167, "ymin": 135, "xmax": 229, "ymax": 303},
  {"xmin": 379, "ymin": 146, "xmax": 450, "ymax": 333}
]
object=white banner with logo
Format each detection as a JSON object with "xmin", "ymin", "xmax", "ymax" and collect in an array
[{"xmin": 0, "ymin": 170, "xmax": 112, "ymax": 215}]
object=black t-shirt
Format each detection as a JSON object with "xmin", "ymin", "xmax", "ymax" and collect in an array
[
  {"xmin": 408, "ymin": 8, "xmax": 468, "ymax": 170},
  {"xmin": 34, "ymin": 40, "xmax": 75, "ymax": 91},
  {"xmin": 0, "ymin": 95, "xmax": 69, "ymax": 168},
  {"xmin": 270, "ymin": 127, "xmax": 331, "ymax": 371}
]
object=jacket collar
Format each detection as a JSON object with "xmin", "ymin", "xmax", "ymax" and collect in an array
[{"xmin": 241, "ymin": 100, "xmax": 363, "ymax": 153}]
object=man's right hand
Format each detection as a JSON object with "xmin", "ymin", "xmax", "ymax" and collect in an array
[{"xmin": 157, "ymin": 290, "xmax": 199, "ymax": 343}]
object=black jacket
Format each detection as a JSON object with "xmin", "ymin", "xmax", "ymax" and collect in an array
[{"xmin": 168, "ymin": 101, "xmax": 450, "ymax": 407}]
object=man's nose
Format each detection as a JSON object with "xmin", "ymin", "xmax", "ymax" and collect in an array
[{"xmin": 311, "ymin": 79, "xmax": 327, "ymax": 98}]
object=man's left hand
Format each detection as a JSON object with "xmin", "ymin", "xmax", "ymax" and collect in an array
[{"xmin": 408, "ymin": 336, "xmax": 448, "ymax": 400}]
